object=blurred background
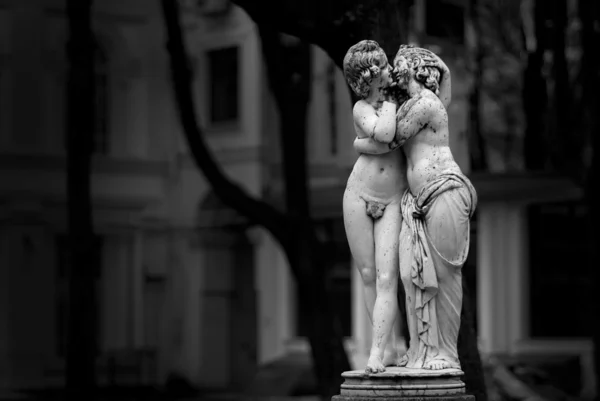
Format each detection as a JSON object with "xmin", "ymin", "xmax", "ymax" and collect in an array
[{"xmin": 0, "ymin": 0, "xmax": 597, "ymax": 400}]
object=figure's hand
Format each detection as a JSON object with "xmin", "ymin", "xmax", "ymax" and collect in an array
[
  {"xmin": 381, "ymin": 86, "xmax": 398, "ymax": 105},
  {"xmin": 354, "ymin": 136, "xmax": 393, "ymax": 155},
  {"xmin": 417, "ymin": 50, "xmax": 451, "ymax": 108},
  {"xmin": 388, "ymin": 139, "xmax": 401, "ymax": 151},
  {"xmin": 431, "ymin": 54, "xmax": 449, "ymax": 77}
]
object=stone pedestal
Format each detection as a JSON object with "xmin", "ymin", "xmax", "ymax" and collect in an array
[{"xmin": 332, "ymin": 367, "xmax": 475, "ymax": 401}]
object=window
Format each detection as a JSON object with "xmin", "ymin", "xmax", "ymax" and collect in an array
[
  {"xmin": 207, "ymin": 46, "xmax": 239, "ymax": 124},
  {"xmin": 528, "ymin": 201, "xmax": 592, "ymax": 338},
  {"xmin": 425, "ymin": 0, "xmax": 465, "ymax": 44},
  {"xmin": 297, "ymin": 219, "xmax": 352, "ymax": 337}
]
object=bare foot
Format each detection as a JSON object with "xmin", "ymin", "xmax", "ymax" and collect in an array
[
  {"xmin": 396, "ymin": 354, "xmax": 408, "ymax": 367},
  {"xmin": 365, "ymin": 355, "xmax": 385, "ymax": 374},
  {"xmin": 425, "ymin": 359, "xmax": 452, "ymax": 370},
  {"xmin": 382, "ymin": 348, "xmax": 398, "ymax": 367}
]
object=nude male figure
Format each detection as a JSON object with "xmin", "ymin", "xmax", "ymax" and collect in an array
[{"xmin": 342, "ymin": 40, "xmax": 405, "ymax": 374}]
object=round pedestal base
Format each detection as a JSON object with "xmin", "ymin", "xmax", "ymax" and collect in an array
[{"xmin": 332, "ymin": 367, "xmax": 475, "ymax": 400}]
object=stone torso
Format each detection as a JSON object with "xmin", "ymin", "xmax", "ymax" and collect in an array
[
  {"xmin": 347, "ymin": 150, "xmax": 407, "ymax": 202},
  {"xmin": 400, "ymin": 91, "xmax": 461, "ymax": 195}
]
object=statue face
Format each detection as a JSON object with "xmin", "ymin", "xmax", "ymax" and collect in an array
[
  {"xmin": 393, "ymin": 55, "xmax": 411, "ymax": 89},
  {"xmin": 377, "ymin": 60, "xmax": 394, "ymax": 88}
]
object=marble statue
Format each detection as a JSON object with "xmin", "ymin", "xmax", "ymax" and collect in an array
[
  {"xmin": 342, "ymin": 40, "xmax": 406, "ymax": 374},
  {"xmin": 345, "ymin": 42, "xmax": 477, "ymax": 374}
]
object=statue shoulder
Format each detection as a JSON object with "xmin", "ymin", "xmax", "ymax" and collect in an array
[
  {"xmin": 353, "ymin": 99, "xmax": 376, "ymax": 117},
  {"xmin": 397, "ymin": 90, "xmax": 445, "ymax": 123},
  {"xmin": 423, "ymin": 89, "xmax": 445, "ymax": 107},
  {"xmin": 417, "ymin": 90, "xmax": 446, "ymax": 117},
  {"xmin": 398, "ymin": 95, "xmax": 419, "ymax": 113}
]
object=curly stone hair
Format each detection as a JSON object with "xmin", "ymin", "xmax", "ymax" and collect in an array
[
  {"xmin": 394, "ymin": 44, "xmax": 441, "ymax": 96},
  {"xmin": 343, "ymin": 40, "xmax": 389, "ymax": 99}
]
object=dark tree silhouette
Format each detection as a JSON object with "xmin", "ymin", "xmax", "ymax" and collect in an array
[
  {"xmin": 162, "ymin": 3, "xmax": 351, "ymax": 397},
  {"xmin": 65, "ymin": 0, "xmax": 97, "ymax": 396},
  {"xmin": 548, "ymin": 0, "xmax": 571, "ymax": 171},
  {"xmin": 467, "ymin": 0, "xmax": 487, "ymax": 171},
  {"xmin": 257, "ymin": 25, "xmax": 355, "ymax": 397},
  {"xmin": 579, "ymin": 0, "xmax": 600, "ymax": 398},
  {"xmin": 522, "ymin": 0, "xmax": 600, "ymax": 395},
  {"xmin": 522, "ymin": 0, "xmax": 548, "ymax": 170}
]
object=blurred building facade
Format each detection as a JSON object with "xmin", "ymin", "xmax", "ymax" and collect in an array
[{"xmin": 0, "ymin": 0, "xmax": 593, "ymax": 397}]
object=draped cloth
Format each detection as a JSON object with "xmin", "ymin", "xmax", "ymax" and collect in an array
[{"xmin": 399, "ymin": 171, "xmax": 477, "ymax": 369}]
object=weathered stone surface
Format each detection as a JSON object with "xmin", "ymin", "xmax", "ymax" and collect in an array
[
  {"xmin": 334, "ymin": 367, "xmax": 472, "ymax": 399},
  {"xmin": 332, "ymin": 395, "xmax": 476, "ymax": 401},
  {"xmin": 342, "ymin": 367, "xmax": 464, "ymax": 379},
  {"xmin": 342, "ymin": 40, "xmax": 477, "ymax": 375}
]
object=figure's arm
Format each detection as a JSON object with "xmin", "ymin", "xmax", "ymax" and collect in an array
[
  {"xmin": 436, "ymin": 59, "xmax": 451, "ymax": 109},
  {"xmin": 353, "ymin": 100, "xmax": 397, "ymax": 144},
  {"xmin": 390, "ymin": 95, "xmax": 438, "ymax": 150},
  {"xmin": 354, "ymin": 137, "xmax": 393, "ymax": 155},
  {"xmin": 410, "ymin": 49, "xmax": 451, "ymax": 109}
]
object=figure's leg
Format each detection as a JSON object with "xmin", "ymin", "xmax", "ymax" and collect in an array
[
  {"xmin": 399, "ymin": 217, "xmax": 418, "ymax": 367},
  {"xmin": 425, "ymin": 188, "xmax": 470, "ymax": 266},
  {"xmin": 342, "ymin": 189, "xmax": 376, "ymax": 324},
  {"xmin": 423, "ymin": 188, "xmax": 471, "ymax": 370},
  {"xmin": 365, "ymin": 202, "xmax": 402, "ymax": 373},
  {"xmin": 382, "ymin": 315, "xmax": 403, "ymax": 367}
]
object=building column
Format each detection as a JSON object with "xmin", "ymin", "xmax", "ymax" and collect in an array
[
  {"xmin": 477, "ymin": 203, "xmax": 502, "ymax": 355},
  {"xmin": 477, "ymin": 203, "xmax": 527, "ymax": 356},
  {"xmin": 3, "ymin": 221, "xmax": 54, "ymax": 387},
  {"xmin": 158, "ymin": 229, "xmax": 204, "ymax": 386},
  {"xmin": 254, "ymin": 228, "xmax": 293, "ymax": 364},
  {"xmin": 195, "ymin": 228, "xmax": 241, "ymax": 388}
]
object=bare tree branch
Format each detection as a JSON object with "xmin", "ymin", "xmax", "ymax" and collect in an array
[
  {"xmin": 162, "ymin": 3, "xmax": 352, "ymax": 397},
  {"xmin": 161, "ymin": 0, "xmax": 289, "ymax": 246},
  {"xmin": 232, "ymin": 0, "xmax": 415, "ymax": 68},
  {"xmin": 65, "ymin": 0, "xmax": 97, "ymax": 395}
]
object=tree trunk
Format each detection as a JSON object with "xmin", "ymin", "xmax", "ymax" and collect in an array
[
  {"xmin": 65, "ymin": 0, "xmax": 97, "ymax": 396},
  {"xmin": 549, "ymin": 0, "xmax": 570, "ymax": 171},
  {"xmin": 467, "ymin": 0, "xmax": 488, "ymax": 171},
  {"xmin": 288, "ymin": 230, "xmax": 352, "ymax": 398},
  {"xmin": 160, "ymin": 1, "xmax": 287, "ymax": 241},
  {"xmin": 459, "ymin": 275, "xmax": 488, "ymax": 401},
  {"xmin": 161, "ymin": 2, "xmax": 350, "ymax": 398},
  {"xmin": 579, "ymin": 0, "xmax": 600, "ymax": 399},
  {"xmin": 522, "ymin": 0, "xmax": 548, "ymax": 170},
  {"xmin": 258, "ymin": 26, "xmax": 353, "ymax": 399}
]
